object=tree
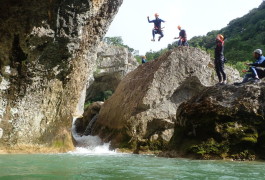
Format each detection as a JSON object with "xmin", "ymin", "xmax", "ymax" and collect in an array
[
  {"xmin": 103, "ymin": 36, "xmax": 123, "ymax": 46},
  {"xmin": 103, "ymin": 36, "xmax": 135, "ymax": 53}
]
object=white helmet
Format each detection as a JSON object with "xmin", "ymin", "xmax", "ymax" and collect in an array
[{"xmin": 254, "ymin": 49, "xmax": 262, "ymax": 55}]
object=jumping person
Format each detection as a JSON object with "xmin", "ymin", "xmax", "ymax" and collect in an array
[
  {"xmin": 174, "ymin": 25, "xmax": 188, "ymax": 46},
  {"xmin": 214, "ymin": 34, "xmax": 226, "ymax": 84},
  {"xmin": 147, "ymin": 13, "xmax": 165, "ymax": 42}
]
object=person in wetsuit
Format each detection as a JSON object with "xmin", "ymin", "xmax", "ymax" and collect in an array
[
  {"xmin": 240, "ymin": 49, "xmax": 265, "ymax": 83},
  {"xmin": 147, "ymin": 13, "xmax": 165, "ymax": 42},
  {"xmin": 174, "ymin": 25, "xmax": 188, "ymax": 46},
  {"xmin": 214, "ymin": 34, "xmax": 226, "ymax": 84}
]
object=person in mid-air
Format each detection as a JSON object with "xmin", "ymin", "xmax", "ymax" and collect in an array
[
  {"xmin": 214, "ymin": 34, "xmax": 226, "ymax": 84},
  {"xmin": 147, "ymin": 13, "xmax": 165, "ymax": 42},
  {"xmin": 174, "ymin": 25, "xmax": 188, "ymax": 46}
]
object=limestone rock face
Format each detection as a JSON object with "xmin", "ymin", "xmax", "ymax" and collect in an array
[
  {"xmin": 94, "ymin": 47, "xmax": 240, "ymax": 151},
  {"xmin": 168, "ymin": 81, "xmax": 265, "ymax": 160},
  {"xmin": 96, "ymin": 42, "xmax": 139, "ymax": 76},
  {"xmin": 0, "ymin": 0, "xmax": 123, "ymax": 152},
  {"xmin": 86, "ymin": 42, "xmax": 138, "ymax": 101}
]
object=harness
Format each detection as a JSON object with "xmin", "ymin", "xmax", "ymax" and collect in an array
[
  {"xmin": 153, "ymin": 26, "xmax": 163, "ymax": 34},
  {"xmin": 180, "ymin": 29, "xmax": 187, "ymax": 41}
]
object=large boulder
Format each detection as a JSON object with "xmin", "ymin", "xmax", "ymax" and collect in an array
[
  {"xmin": 0, "ymin": 0, "xmax": 123, "ymax": 153},
  {"xmin": 86, "ymin": 42, "xmax": 138, "ymax": 102},
  {"xmin": 166, "ymin": 80, "xmax": 265, "ymax": 160},
  {"xmin": 93, "ymin": 47, "xmax": 240, "ymax": 152}
]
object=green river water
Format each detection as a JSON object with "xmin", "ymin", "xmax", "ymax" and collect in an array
[{"xmin": 0, "ymin": 147, "xmax": 265, "ymax": 180}]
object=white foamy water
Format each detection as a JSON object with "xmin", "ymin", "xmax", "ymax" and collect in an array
[
  {"xmin": 70, "ymin": 118, "xmax": 116, "ymax": 155},
  {"xmin": 69, "ymin": 143, "xmax": 116, "ymax": 155}
]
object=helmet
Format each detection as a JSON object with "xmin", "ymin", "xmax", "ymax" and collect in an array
[
  {"xmin": 154, "ymin": 13, "xmax": 159, "ymax": 17},
  {"xmin": 217, "ymin": 34, "xmax": 224, "ymax": 41},
  {"xmin": 177, "ymin": 25, "xmax": 181, "ymax": 30},
  {"xmin": 254, "ymin": 49, "xmax": 262, "ymax": 55}
]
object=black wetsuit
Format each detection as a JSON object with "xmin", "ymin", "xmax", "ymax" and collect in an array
[{"xmin": 214, "ymin": 39, "xmax": 226, "ymax": 82}]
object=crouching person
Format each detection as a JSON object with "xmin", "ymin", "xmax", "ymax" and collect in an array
[{"xmin": 234, "ymin": 49, "xmax": 265, "ymax": 85}]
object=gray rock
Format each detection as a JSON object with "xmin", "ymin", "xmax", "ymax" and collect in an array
[
  {"xmin": 86, "ymin": 42, "xmax": 138, "ymax": 101},
  {"xmin": 74, "ymin": 101, "xmax": 104, "ymax": 136},
  {"xmin": 94, "ymin": 47, "xmax": 240, "ymax": 151},
  {"xmin": 166, "ymin": 80, "xmax": 265, "ymax": 160},
  {"xmin": 0, "ymin": 0, "xmax": 123, "ymax": 152}
]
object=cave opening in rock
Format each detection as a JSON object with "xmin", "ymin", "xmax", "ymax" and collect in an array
[{"xmin": 10, "ymin": 34, "xmax": 28, "ymax": 76}]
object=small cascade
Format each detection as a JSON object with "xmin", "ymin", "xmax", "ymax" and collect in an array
[
  {"xmin": 71, "ymin": 117, "xmax": 115, "ymax": 155},
  {"xmin": 56, "ymin": 7, "xmax": 60, "ymax": 37},
  {"xmin": 83, "ymin": 114, "xmax": 98, "ymax": 136},
  {"xmin": 68, "ymin": 142, "xmax": 115, "ymax": 155},
  {"xmin": 71, "ymin": 85, "xmax": 111, "ymax": 154}
]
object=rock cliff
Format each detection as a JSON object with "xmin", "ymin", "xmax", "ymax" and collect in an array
[
  {"xmin": 166, "ymin": 80, "xmax": 265, "ymax": 160},
  {"xmin": 0, "ymin": 0, "xmax": 123, "ymax": 152},
  {"xmin": 93, "ymin": 47, "xmax": 240, "ymax": 152},
  {"xmin": 73, "ymin": 42, "xmax": 139, "ymax": 140},
  {"xmin": 86, "ymin": 42, "xmax": 138, "ymax": 102}
]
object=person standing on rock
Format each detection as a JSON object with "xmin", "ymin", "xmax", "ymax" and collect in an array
[
  {"xmin": 147, "ymin": 13, "xmax": 165, "ymax": 42},
  {"xmin": 141, "ymin": 56, "xmax": 147, "ymax": 64},
  {"xmin": 174, "ymin": 25, "xmax": 188, "ymax": 46},
  {"xmin": 214, "ymin": 34, "xmax": 227, "ymax": 85}
]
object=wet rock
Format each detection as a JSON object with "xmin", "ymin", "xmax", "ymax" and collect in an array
[
  {"xmin": 74, "ymin": 101, "xmax": 103, "ymax": 136},
  {"xmin": 167, "ymin": 80, "xmax": 265, "ymax": 160}
]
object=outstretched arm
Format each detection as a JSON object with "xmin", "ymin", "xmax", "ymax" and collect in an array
[
  {"xmin": 249, "ymin": 61, "xmax": 265, "ymax": 67},
  {"xmin": 147, "ymin": 16, "xmax": 153, "ymax": 23},
  {"xmin": 246, "ymin": 59, "xmax": 265, "ymax": 67}
]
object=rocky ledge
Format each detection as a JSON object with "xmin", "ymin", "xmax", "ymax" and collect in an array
[
  {"xmin": 164, "ymin": 80, "xmax": 265, "ymax": 160},
  {"xmin": 93, "ymin": 47, "xmax": 240, "ymax": 153}
]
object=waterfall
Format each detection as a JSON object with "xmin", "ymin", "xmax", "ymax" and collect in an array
[
  {"xmin": 83, "ymin": 114, "xmax": 98, "ymax": 136},
  {"xmin": 71, "ymin": 117, "xmax": 115, "ymax": 155},
  {"xmin": 56, "ymin": 7, "xmax": 60, "ymax": 37}
]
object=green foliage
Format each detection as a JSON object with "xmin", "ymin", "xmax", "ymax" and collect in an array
[
  {"xmin": 84, "ymin": 101, "xmax": 91, "ymax": 109},
  {"xmin": 85, "ymin": 90, "xmax": 113, "ymax": 109},
  {"xmin": 189, "ymin": 138, "xmax": 229, "ymax": 159},
  {"xmin": 103, "ymin": 36, "xmax": 124, "ymax": 46},
  {"xmin": 241, "ymin": 137, "xmax": 258, "ymax": 144},
  {"xmin": 145, "ymin": 48, "xmax": 168, "ymax": 61},
  {"xmin": 90, "ymin": 90, "xmax": 113, "ymax": 102},
  {"xmin": 134, "ymin": 55, "xmax": 143, "ymax": 64},
  {"xmin": 231, "ymin": 150, "xmax": 256, "ymax": 161},
  {"xmin": 188, "ymin": 2, "xmax": 265, "ymax": 71},
  {"xmin": 105, "ymin": 2, "xmax": 265, "ymax": 74},
  {"xmin": 104, "ymin": 36, "xmax": 135, "ymax": 53},
  {"xmin": 228, "ymin": 61, "xmax": 247, "ymax": 76}
]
